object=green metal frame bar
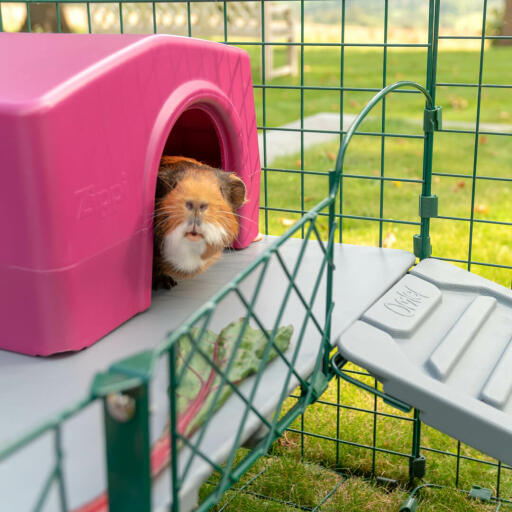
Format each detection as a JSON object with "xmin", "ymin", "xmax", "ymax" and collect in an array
[{"xmin": 331, "ymin": 354, "xmax": 411, "ymax": 414}]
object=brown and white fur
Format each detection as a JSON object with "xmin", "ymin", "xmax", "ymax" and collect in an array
[{"xmin": 153, "ymin": 156, "xmax": 246, "ymax": 289}]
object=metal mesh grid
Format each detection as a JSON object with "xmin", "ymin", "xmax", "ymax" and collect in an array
[
  {"xmin": 0, "ymin": 0, "xmax": 511, "ymax": 511},
  {"xmin": 0, "ymin": 204, "xmax": 336, "ymax": 512}
]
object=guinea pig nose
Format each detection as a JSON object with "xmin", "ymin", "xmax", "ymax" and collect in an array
[
  {"xmin": 185, "ymin": 201, "xmax": 194, "ymax": 211},
  {"xmin": 199, "ymin": 202, "xmax": 208, "ymax": 212}
]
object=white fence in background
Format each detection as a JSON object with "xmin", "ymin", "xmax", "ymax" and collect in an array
[{"xmin": 1, "ymin": 1, "xmax": 298, "ymax": 80}]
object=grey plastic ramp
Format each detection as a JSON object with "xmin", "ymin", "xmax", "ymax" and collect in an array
[
  {"xmin": 337, "ymin": 258, "xmax": 512, "ymax": 466},
  {"xmin": 0, "ymin": 238, "xmax": 414, "ymax": 511}
]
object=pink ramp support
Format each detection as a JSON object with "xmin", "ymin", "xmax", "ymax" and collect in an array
[{"xmin": 0, "ymin": 33, "xmax": 261, "ymax": 356}]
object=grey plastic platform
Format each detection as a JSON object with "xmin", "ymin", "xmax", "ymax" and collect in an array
[
  {"xmin": 0, "ymin": 237, "xmax": 414, "ymax": 511},
  {"xmin": 337, "ymin": 258, "xmax": 512, "ymax": 466}
]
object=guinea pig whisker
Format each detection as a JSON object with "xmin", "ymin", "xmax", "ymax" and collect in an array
[
  {"xmin": 154, "ymin": 215, "xmax": 179, "ymax": 229},
  {"xmin": 210, "ymin": 214, "xmax": 236, "ymax": 229},
  {"xmin": 212, "ymin": 218, "xmax": 230, "ymax": 231},
  {"xmin": 153, "ymin": 210, "xmax": 178, "ymax": 221},
  {"xmin": 153, "ymin": 207, "xmax": 182, "ymax": 219},
  {"xmin": 153, "ymin": 211, "xmax": 172, "ymax": 219},
  {"xmin": 154, "ymin": 217, "xmax": 176, "ymax": 231},
  {"xmin": 153, "ymin": 211, "xmax": 178, "ymax": 220},
  {"xmin": 214, "ymin": 210, "xmax": 255, "ymax": 224},
  {"xmin": 213, "ymin": 209, "xmax": 239, "ymax": 217},
  {"xmin": 153, "ymin": 205, "xmax": 181, "ymax": 213},
  {"xmin": 153, "ymin": 209, "xmax": 172, "ymax": 218}
]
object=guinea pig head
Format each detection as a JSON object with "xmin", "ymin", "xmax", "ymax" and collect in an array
[{"xmin": 154, "ymin": 157, "xmax": 247, "ymax": 251}]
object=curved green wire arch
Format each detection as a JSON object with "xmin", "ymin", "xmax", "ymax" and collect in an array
[{"xmin": 330, "ymin": 80, "xmax": 434, "ymax": 199}]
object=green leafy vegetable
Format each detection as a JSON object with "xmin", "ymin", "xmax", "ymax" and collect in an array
[{"xmin": 175, "ymin": 318, "xmax": 293, "ymax": 438}]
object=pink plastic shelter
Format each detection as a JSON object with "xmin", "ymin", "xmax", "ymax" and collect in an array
[{"xmin": 0, "ymin": 33, "xmax": 260, "ymax": 356}]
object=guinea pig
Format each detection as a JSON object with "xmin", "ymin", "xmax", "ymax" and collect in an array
[{"xmin": 152, "ymin": 156, "xmax": 247, "ymax": 289}]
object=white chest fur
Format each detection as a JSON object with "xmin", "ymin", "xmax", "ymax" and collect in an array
[{"xmin": 162, "ymin": 224, "xmax": 207, "ymax": 273}]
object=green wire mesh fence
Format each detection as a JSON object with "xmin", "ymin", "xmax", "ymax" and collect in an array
[
  {"xmin": 92, "ymin": 202, "xmax": 337, "ymax": 512},
  {"xmin": 0, "ymin": 197, "xmax": 337, "ymax": 511},
  {"xmin": 1, "ymin": 0, "xmax": 511, "ymax": 511}
]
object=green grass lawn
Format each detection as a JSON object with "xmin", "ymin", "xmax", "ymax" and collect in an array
[
  {"xmin": 262, "ymin": 117, "xmax": 511, "ymax": 286},
  {"xmin": 239, "ymin": 45, "xmax": 512, "ymax": 128},
  {"xmin": 201, "ymin": 373, "xmax": 512, "ymax": 511},
  {"xmin": 202, "ymin": 373, "xmax": 512, "ymax": 511},
  {"xmin": 243, "ymin": 45, "xmax": 511, "ymax": 287},
  {"xmin": 201, "ymin": 46, "xmax": 511, "ymax": 512}
]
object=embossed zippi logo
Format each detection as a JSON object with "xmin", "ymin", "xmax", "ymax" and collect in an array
[
  {"xmin": 384, "ymin": 285, "xmax": 430, "ymax": 317},
  {"xmin": 75, "ymin": 173, "xmax": 128, "ymax": 220}
]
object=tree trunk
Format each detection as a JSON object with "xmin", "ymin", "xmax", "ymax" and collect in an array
[{"xmin": 498, "ymin": 0, "xmax": 512, "ymax": 46}]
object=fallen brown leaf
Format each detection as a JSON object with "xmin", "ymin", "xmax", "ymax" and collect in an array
[
  {"xmin": 474, "ymin": 204, "xmax": 489, "ymax": 214},
  {"xmin": 277, "ymin": 432, "xmax": 298, "ymax": 449},
  {"xmin": 452, "ymin": 180, "xmax": 466, "ymax": 191}
]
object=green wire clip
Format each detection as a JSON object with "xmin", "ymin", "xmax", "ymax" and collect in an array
[
  {"xmin": 469, "ymin": 485, "xmax": 492, "ymax": 502},
  {"xmin": 419, "ymin": 195, "xmax": 438, "ymax": 219},
  {"xmin": 399, "ymin": 496, "xmax": 418, "ymax": 512},
  {"xmin": 423, "ymin": 106, "xmax": 442, "ymax": 132}
]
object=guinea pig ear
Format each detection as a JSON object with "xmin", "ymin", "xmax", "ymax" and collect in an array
[
  {"xmin": 222, "ymin": 173, "xmax": 247, "ymax": 210},
  {"xmin": 155, "ymin": 165, "xmax": 186, "ymax": 199},
  {"xmin": 155, "ymin": 173, "xmax": 169, "ymax": 199}
]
